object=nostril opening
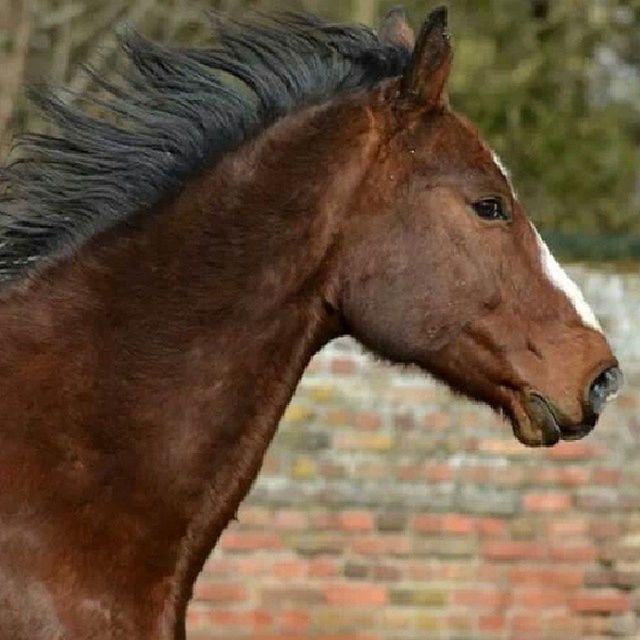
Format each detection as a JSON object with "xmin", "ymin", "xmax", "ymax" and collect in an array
[
  {"xmin": 592, "ymin": 371, "xmax": 608, "ymax": 394},
  {"xmin": 586, "ymin": 365, "xmax": 623, "ymax": 416}
]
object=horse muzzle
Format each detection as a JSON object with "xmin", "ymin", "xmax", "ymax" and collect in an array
[{"xmin": 519, "ymin": 364, "xmax": 623, "ymax": 447}]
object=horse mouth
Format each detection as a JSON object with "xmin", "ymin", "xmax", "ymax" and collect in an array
[{"xmin": 509, "ymin": 391, "xmax": 596, "ymax": 447}]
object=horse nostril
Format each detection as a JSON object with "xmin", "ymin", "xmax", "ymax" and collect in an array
[{"xmin": 586, "ymin": 365, "xmax": 623, "ymax": 416}]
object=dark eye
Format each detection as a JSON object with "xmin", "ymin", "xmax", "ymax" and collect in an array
[{"xmin": 472, "ymin": 197, "xmax": 509, "ymax": 221}]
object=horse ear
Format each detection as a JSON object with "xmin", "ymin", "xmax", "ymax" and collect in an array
[
  {"xmin": 400, "ymin": 6, "xmax": 452, "ymax": 108},
  {"xmin": 379, "ymin": 7, "xmax": 415, "ymax": 51}
]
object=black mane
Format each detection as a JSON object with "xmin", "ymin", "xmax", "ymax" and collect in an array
[{"xmin": 0, "ymin": 13, "xmax": 410, "ymax": 286}]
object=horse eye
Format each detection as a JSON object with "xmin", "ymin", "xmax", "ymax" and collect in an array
[{"xmin": 472, "ymin": 197, "xmax": 509, "ymax": 221}]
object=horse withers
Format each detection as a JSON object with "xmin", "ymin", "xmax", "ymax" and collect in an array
[{"xmin": 0, "ymin": 6, "xmax": 621, "ymax": 639}]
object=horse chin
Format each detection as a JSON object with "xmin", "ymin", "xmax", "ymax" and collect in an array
[
  {"xmin": 506, "ymin": 390, "xmax": 595, "ymax": 448},
  {"xmin": 517, "ymin": 392, "xmax": 561, "ymax": 447}
]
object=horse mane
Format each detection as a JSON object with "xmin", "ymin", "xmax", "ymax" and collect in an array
[{"xmin": 0, "ymin": 13, "xmax": 411, "ymax": 286}]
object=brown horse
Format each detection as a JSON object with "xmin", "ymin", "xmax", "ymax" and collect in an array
[{"xmin": 0, "ymin": 6, "xmax": 622, "ymax": 639}]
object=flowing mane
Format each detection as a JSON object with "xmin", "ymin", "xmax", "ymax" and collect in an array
[{"xmin": 0, "ymin": 13, "xmax": 410, "ymax": 286}]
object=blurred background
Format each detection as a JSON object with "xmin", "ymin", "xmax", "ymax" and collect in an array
[{"xmin": 2, "ymin": 1, "xmax": 640, "ymax": 639}]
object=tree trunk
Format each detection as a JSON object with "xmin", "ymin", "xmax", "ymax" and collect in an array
[{"xmin": 0, "ymin": 0, "xmax": 32, "ymax": 161}]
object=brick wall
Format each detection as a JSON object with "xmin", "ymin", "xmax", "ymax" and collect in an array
[{"xmin": 187, "ymin": 266, "xmax": 640, "ymax": 640}]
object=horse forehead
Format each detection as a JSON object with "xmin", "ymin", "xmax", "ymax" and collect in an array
[{"xmin": 436, "ymin": 116, "xmax": 515, "ymax": 183}]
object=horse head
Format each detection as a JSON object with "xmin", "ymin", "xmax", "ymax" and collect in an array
[{"xmin": 338, "ymin": 7, "xmax": 621, "ymax": 447}]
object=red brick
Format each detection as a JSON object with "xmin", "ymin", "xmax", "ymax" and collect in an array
[
  {"xmin": 395, "ymin": 463, "xmax": 422, "ymax": 481},
  {"xmin": 530, "ymin": 466, "xmax": 589, "ymax": 486},
  {"xmin": 351, "ymin": 536, "xmax": 411, "ymax": 556},
  {"xmin": 454, "ymin": 587, "xmax": 507, "ymax": 609},
  {"xmin": 547, "ymin": 518, "xmax": 588, "ymax": 537},
  {"xmin": 478, "ymin": 518, "xmax": 508, "ymax": 537},
  {"xmin": 459, "ymin": 409, "xmax": 485, "ymax": 427},
  {"xmin": 261, "ymin": 587, "xmax": 324, "ymax": 606},
  {"xmin": 193, "ymin": 582, "xmax": 247, "ymax": 603},
  {"xmin": 248, "ymin": 610, "xmax": 273, "ymax": 627},
  {"xmin": 559, "ymin": 467, "xmax": 590, "ymax": 485},
  {"xmin": 326, "ymin": 409, "xmax": 351, "ymax": 425},
  {"xmin": 319, "ymin": 461, "xmax": 347, "ymax": 479},
  {"xmin": 546, "ymin": 440, "xmax": 601, "ymax": 460},
  {"xmin": 412, "ymin": 514, "xmax": 442, "ymax": 533},
  {"xmin": 273, "ymin": 509, "xmax": 308, "ymax": 530},
  {"xmin": 477, "ymin": 564, "xmax": 506, "ymax": 582},
  {"xmin": 570, "ymin": 590, "xmax": 631, "ymax": 614},
  {"xmin": 334, "ymin": 433, "xmax": 393, "ymax": 451},
  {"xmin": 236, "ymin": 506, "xmax": 271, "ymax": 526},
  {"xmin": 185, "ymin": 607, "xmax": 210, "ymax": 627},
  {"xmin": 478, "ymin": 439, "xmax": 531, "ymax": 456},
  {"xmin": 389, "ymin": 386, "xmax": 436, "ymax": 403},
  {"xmin": 206, "ymin": 610, "xmax": 239, "ymax": 626},
  {"xmin": 442, "ymin": 514, "xmax": 475, "ymax": 534},
  {"xmin": 422, "ymin": 410, "xmax": 451, "ymax": 430},
  {"xmin": 278, "ymin": 610, "xmax": 311, "ymax": 632},
  {"xmin": 482, "ymin": 541, "xmax": 546, "ymax": 561},
  {"xmin": 338, "ymin": 510, "xmax": 374, "ymax": 532},
  {"xmin": 508, "ymin": 566, "xmax": 585, "ymax": 588},
  {"xmin": 590, "ymin": 518, "xmax": 620, "ymax": 540},
  {"xmin": 310, "ymin": 511, "xmax": 340, "ymax": 530},
  {"xmin": 407, "ymin": 560, "xmax": 476, "ymax": 581},
  {"xmin": 330, "ymin": 357, "xmax": 357, "ymax": 375},
  {"xmin": 593, "ymin": 467, "xmax": 621, "ymax": 485},
  {"xmin": 324, "ymin": 583, "xmax": 387, "ymax": 606},
  {"xmin": 317, "ymin": 636, "xmax": 379, "ymax": 640},
  {"xmin": 252, "ymin": 636, "xmax": 307, "ymax": 640},
  {"xmin": 512, "ymin": 587, "xmax": 568, "ymax": 608},
  {"xmin": 550, "ymin": 543, "xmax": 598, "ymax": 562},
  {"xmin": 460, "ymin": 465, "xmax": 491, "ymax": 483},
  {"xmin": 354, "ymin": 411, "xmax": 381, "ymax": 430},
  {"xmin": 309, "ymin": 558, "xmax": 341, "ymax": 578},
  {"xmin": 207, "ymin": 608, "xmax": 271, "ymax": 628},
  {"xmin": 205, "ymin": 608, "xmax": 243, "ymax": 626},
  {"xmin": 202, "ymin": 557, "xmax": 233, "ymax": 576},
  {"xmin": 220, "ymin": 531, "xmax": 283, "ymax": 552},
  {"xmin": 511, "ymin": 613, "xmax": 542, "ymax": 633},
  {"xmin": 272, "ymin": 560, "xmax": 307, "ymax": 579},
  {"xmin": 479, "ymin": 615, "xmax": 506, "ymax": 632},
  {"xmin": 523, "ymin": 491, "xmax": 572, "ymax": 512},
  {"xmin": 493, "ymin": 466, "xmax": 527, "ymax": 487},
  {"xmin": 425, "ymin": 463, "xmax": 455, "ymax": 482},
  {"xmin": 236, "ymin": 557, "xmax": 269, "ymax": 576}
]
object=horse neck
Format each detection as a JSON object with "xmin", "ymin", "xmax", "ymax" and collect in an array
[{"xmin": 0, "ymin": 98, "xmax": 379, "ymax": 637}]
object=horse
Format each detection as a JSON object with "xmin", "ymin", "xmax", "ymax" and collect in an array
[{"xmin": 0, "ymin": 6, "xmax": 622, "ymax": 639}]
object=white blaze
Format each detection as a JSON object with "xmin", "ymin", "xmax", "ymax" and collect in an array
[
  {"xmin": 532, "ymin": 226, "xmax": 602, "ymax": 332},
  {"xmin": 491, "ymin": 149, "xmax": 517, "ymax": 199},
  {"xmin": 489, "ymin": 148, "xmax": 602, "ymax": 332}
]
